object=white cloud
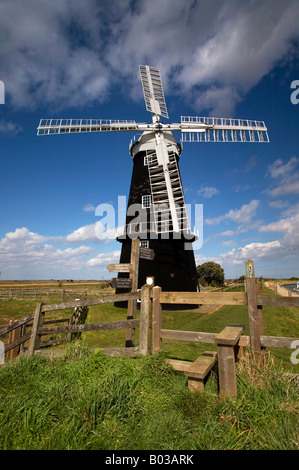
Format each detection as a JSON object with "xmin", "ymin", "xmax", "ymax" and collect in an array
[
  {"xmin": 268, "ymin": 200, "xmax": 289, "ymax": 209},
  {"xmin": 0, "ymin": 227, "xmax": 92, "ymax": 278},
  {"xmin": 267, "ymin": 157, "xmax": 298, "ymax": 178},
  {"xmin": 268, "ymin": 178, "xmax": 299, "ymax": 197},
  {"xmin": 83, "ymin": 204, "xmax": 96, "ymax": 212},
  {"xmin": 220, "ymin": 230, "xmax": 235, "ymax": 237},
  {"xmin": 87, "ymin": 250, "xmax": 121, "ymax": 267},
  {"xmin": 0, "ymin": 119, "xmax": 23, "ymax": 135},
  {"xmin": 66, "ymin": 223, "xmax": 116, "ymax": 244},
  {"xmin": 0, "ymin": 227, "xmax": 47, "ymax": 246},
  {"xmin": 205, "ymin": 200, "xmax": 259, "ymax": 226},
  {"xmin": 197, "ymin": 186, "xmax": 219, "ymax": 199},
  {"xmin": 260, "ymin": 218, "xmax": 294, "ymax": 234},
  {"xmin": 0, "ymin": 0, "xmax": 298, "ymax": 114},
  {"xmin": 66, "ymin": 224, "xmax": 98, "ymax": 243},
  {"xmin": 266, "ymin": 157, "xmax": 299, "ymax": 197},
  {"xmin": 260, "ymin": 213, "xmax": 299, "ymax": 250},
  {"xmin": 196, "ymin": 212, "xmax": 299, "ymax": 274},
  {"xmin": 196, "ymin": 239, "xmax": 282, "ymax": 269},
  {"xmin": 221, "ymin": 240, "xmax": 236, "ymax": 247},
  {"xmin": 282, "ymin": 203, "xmax": 299, "ymax": 217}
]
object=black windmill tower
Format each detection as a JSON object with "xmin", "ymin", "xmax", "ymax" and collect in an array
[{"xmin": 37, "ymin": 65, "xmax": 269, "ymax": 303}]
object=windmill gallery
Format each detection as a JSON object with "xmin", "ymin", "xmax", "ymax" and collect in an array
[{"xmin": 37, "ymin": 65, "xmax": 269, "ymax": 294}]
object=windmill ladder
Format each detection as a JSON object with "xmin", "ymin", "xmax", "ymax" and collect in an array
[{"xmin": 147, "ymin": 150, "xmax": 190, "ymax": 234}]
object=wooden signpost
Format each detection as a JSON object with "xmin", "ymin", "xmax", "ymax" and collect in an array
[
  {"xmin": 106, "ymin": 263, "xmax": 131, "ymax": 273},
  {"xmin": 140, "ymin": 247, "xmax": 155, "ymax": 261},
  {"xmin": 245, "ymin": 259, "xmax": 265, "ymax": 363},
  {"xmin": 110, "ymin": 278, "xmax": 132, "ymax": 289}
]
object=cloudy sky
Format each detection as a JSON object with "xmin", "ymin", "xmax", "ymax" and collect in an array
[{"xmin": 0, "ymin": 0, "xmax": 299, "ymax": 280}]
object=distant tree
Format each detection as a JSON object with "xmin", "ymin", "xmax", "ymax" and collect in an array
[{"xmin": 197, "ymin": 262, "xmax": 224, "ymax": 286}]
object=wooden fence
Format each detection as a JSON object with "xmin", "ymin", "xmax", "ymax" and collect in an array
[
  {"xmin": 1, "ymin": 259, "xmax": 298, "ymax": 399},
  {"xmin": 0, "ymin": 288, "xmax": 89, "ymax": 301},
  {"xmin": 0, "ymin": 290, "xmax": 152, "ymax": 360}
]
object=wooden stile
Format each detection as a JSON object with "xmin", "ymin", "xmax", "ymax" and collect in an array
[{"xmin": 168, "ymin": 352, "xmax": 217, "ymax": 394}]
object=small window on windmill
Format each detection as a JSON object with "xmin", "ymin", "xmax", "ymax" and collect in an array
[
  {"xmin": 140, "ymin": 240, "xmax": 149, "ymax": 248},
  {"xmin": 144, "ymin": 155, "xmax": 155, "ymax": 166},
  {"xmin": 142, "ymin": 195, "xmax": 151, "ymax": 209}
]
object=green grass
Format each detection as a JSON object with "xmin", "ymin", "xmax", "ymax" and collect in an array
[
  {"xmin": 0, "ymin": 345, "xmax": 298, "ymax": 450},
  {"xmin": 0, "ymin": 285, "xmax": 298, "ymax": 450},
  {"xmin": 80, "ymin": 295, "xmax": 299, "ymax": 371}
]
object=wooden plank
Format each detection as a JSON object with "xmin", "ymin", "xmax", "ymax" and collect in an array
[
  {"xmin": 67, "ymin": 312, "xmax": 74, "ymax": 342},
  {"xmin": 257, "ymin": 295, "xmax": 299, "ymax": 307},
  {"xmin": 38, "ymin": 318, "xmax": 140, "ymax": 335},
  {"xmin": 27, "ymin": 303, "xmax": 44, "ymax": 356},
  {"xmin": 106, "ymin": 263, "xmax": 131, "ymax": 273},
  {"xmin": 126, "ymin": 238, "xmax": 140, "ymax": 347},
  {"xmin": 7, "ymin": 326, "xmax": 21, "ymax": 359},
  {"xmin": 184, "ymin": 352, "xmax": 217, "ymax": 379},
  {"xmin": 39, "ymin": 338, "xmax": 68, "ymax": 349},
  {"xmin": 0, "ymin": 312, "xmax": 35, "ymax": 338},
  {"xmin": 152, "ymin": 286, "xmax": 162, "ymax": 353},
  {"xmin": 4, "ymin": 332, "xmax": 32, "ymax": 353},
  {"xmin": 260, "ymin": 335, "xmax": 299, "ymax": 349},
  {"xmin": 160, "ymin": 328, "xmax": 250, "ymax": 346},
  {"xmin": 139, "ymin": 285, "xmax": 151, "ymax": 356},
  {"xmin": 215, "ymin": 326, "xmax": 244, "ymax": 346},
  {"xmin": 188, "ymin": 378, "xmax": 205, "ymax": 393},
  {"xmin": 217, "ymin": 344, "xmax": 237, "ymax": 399},
  {"xmin": 160, "ymin": 291, "xmax": 247, "ymax": 305},
  {"xmin": 41, "ymin": 292, "xmax": 140, "ymax": 312},
  {"xmin": 245, "ymin": 259, "xmax": 263, "ymax": 362},
  {"xmin": 98, "ymin": 347, "xmax": 140, "ymax": 357},
  {"xmin": 167, "ymin": 359, "xmax": 192, "ymax": 372},
  {"xmin": 160, "ymin": 329, "xmax": 217, "ymax": 343}
]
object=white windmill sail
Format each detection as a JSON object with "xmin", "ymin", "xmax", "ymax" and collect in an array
[
  {"xmin": 37, "ymin": 65, "xmax": 269, "ymax": 237},
  {"xmin": 139, "ymin": 65, "xmax": 168, "ymax": 120}
]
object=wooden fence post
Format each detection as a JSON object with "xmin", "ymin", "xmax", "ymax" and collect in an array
[
  {"xmin": 7, "ymin": 323, "xmax": 21, "ymax": 360},
  {"xmin": 19, "ymin": 323, "xmax": 27, "ymax": 354},
  {"xmin": 215, "ymin": 326, "xmax": 244, "ymax": 399},
  {"xmin": 245, "ymin": 259, "xmax": 264, "ymax": 363},
  {"xmin": 152, "ymin": 286, "xmax": 162, "ymax": 353},
  {"xmin": 67, "ymin": 311, "xmax": 75, "ymax": 342},
  {"xmin": 126, "ymin": 238, "xmax": 140, "ymax": 347},
  {"xmin": 27, "ymin": 303, "xmax": 44, "ymax": 355},
  {"xmin": 139, "ymin": 285, "xmax": 151, "ymax": 355}
]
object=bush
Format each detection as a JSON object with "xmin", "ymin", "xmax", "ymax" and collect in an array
[{"xmin": 197, "ymin": 262, "xmax": 225, "ymax": 286}]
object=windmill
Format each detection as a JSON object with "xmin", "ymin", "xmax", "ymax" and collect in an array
[{"xmin": 37, "ymin": 65, "xmax": 269, "ymax": 303}]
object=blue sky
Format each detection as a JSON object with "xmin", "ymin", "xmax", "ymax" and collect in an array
[{"xmin": 0, "ymin": 0, "xmax": 299, "ymax": 280}]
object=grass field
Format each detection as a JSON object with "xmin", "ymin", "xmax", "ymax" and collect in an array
[
  {"xmin": 0, "ymin": 345, "xmax": 298, "ymax": 450},
  {"xmin": 0, "ymin": 281, "xmax": 298, "ymax": 450}
]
